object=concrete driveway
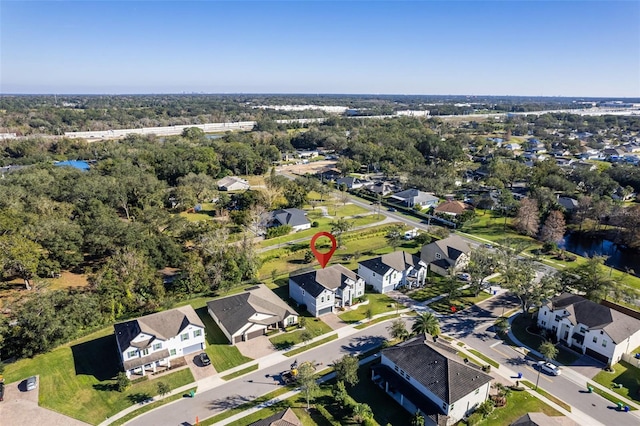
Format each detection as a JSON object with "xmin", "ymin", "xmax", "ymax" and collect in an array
[
  {"xmin": 570, "ymin": 354, "xmax": 606, "ymax": 379},
  {"xmin": 236, "ymin": 335, "xmax": 278, "ymax": 359},
  {"xmin": 186, "ymin": 352, "xmax": 217, "ymax": 381},
  {"xmin": 322, "ymin": 313, "xmax": 348, "ymax": 330},
  {"xmin": 0, "ymin": 376, "xmax": 89, "ymax": 426}
]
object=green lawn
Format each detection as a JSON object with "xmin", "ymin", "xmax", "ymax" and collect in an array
[
  {"xmin": 407, "ymin": 280, "xmax": 447, "ymax": 302},
  {"xmin": 593, "ymin": 361, "xmax": 640, "ymax": 403},
  {"xmin": 269, "ymin": 314, "xmax": 333, "ymax": 350},
  {"xmin": 338, "ymin": 293, "xmax": 401, "ymax": 323},
  {"xmin": 110, "ymin": 387, "xmax": 198, "ymax": 426},
  {"xmin": 521, "ymin": 381, "xmax": 572, "ymax": 412},
  {"xmin": 194, "ymin": 307, "xmax": 253, "ymax": 371},
  {"xmin": 468, "ymin": 349, "xmax": 499, "ymax": 368},
  {"xmin": 354, "ymin": 313, "xmax": 401, "ymax": 330},
  {"xmin": 333, "ymin": 203, "xmax": 369, "ymax": 217},
  {"xmin": 474, "ymin": 390, "xmax": 563, "ymax": 425},
  {"xmin": 428, "ymin": 287, "xmax": 491, "ymax": 314},
  {"xmin": 178, "ymin": 202, "xmax": 217, "ymax": 222},
  {"xmin": 221, "ymin": 364, "xmax": 259, "ymax": 381},
  {"xmin": 285, "ymin": 335, "xmax": 339, "ymax": 357},
  {"xmin": 3, "ymin": 327, "xmax": 195, "ymax": 425},
  {"xmin": 509, "ymin": 315, "xmax": 580, "ymax": 365}
]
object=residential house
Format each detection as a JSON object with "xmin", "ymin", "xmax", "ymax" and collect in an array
[
  {"xmin": 249, "ymin": 408, "xmax": 301, "ymax": 426},
  {"xmin": 537, "ymin": 293, "xmax": 640, "ymax": 365},
  {"xmin": 511, "ymin": 412, "xmax": 578, "ymax": 426},
  {"xmin": 336, "ymin": 176, "xmax": 368, "ymax": 190},
  {"xmin": 557, "ymin": 197, "xmax": 579, "ymax": 212},
  {"xmin": 371, "ymin": 335, "xmax": 493, "ymax": 426},
  {"xmin": 390, "ymin": 189, "xmax": 439, "ymax": 209},
  {"xmin": 268, "ymin": 208, "xmax": 311, "ymax": 232},
  {"xmin": 207, "ymin": 284, "xmax": 298, "ymax": 345},
  {"xmin": 317, "ymin": 168, "xmax": 342, "ymax": 181},
  {"xmin": 434, "ymin": 200, "xmax": 474, "ymax": 217},
  {"xmin": 365, "ymin": 180, "xmax": 400, "ymax": 196},
  {"xmin": 217, "ymin": 176, "xmax": 250, "ymax": 191},
  {"xmin": 289, "ymin": 264, "xmax": 365, "ymax": 317},
  {"xmin": 114, "ymin": 306, "xmax": 205, "ymax": 378},
  {"xmin": 358, "ymin": 251, "xmax": 427, "ymax": 294},
  {"xmin": 296, "ymin": 150, "xmax": 319, "ymax": 159},
  {"xmin": 420, "ymin": 236, "xmax": 471, "ymax": 276},
  {"xmin": 503, "ymin": 143, "xmax": 521, "ymax": 151}
]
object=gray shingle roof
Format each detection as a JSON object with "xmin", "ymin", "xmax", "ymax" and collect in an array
[
  {"xmin": 206, "ymin": 285, "xmax": 298, "ymax": 335},
  {"xmin": 549, "ymin": 293, "xmax": 640, "ymax": 344},
  {"xmin": 270, "ymin": 208, "xmax": 310, "ymax": 227},
  {"xmin": 290, "ymin": 264, "xmax": 359, "ymax": 297},
  {"xmin": 434, "ymin": 235, "xmax": 470, "ymax": 260},
  {"xmin": 249, "ymin": 408, "xmax": 301, "ymax": 426},
  {"xmin": 381, "ymin": 336, "xmax": 492, "ymax": 404},
  {"xmin": 359, "ymin": 251, "xmax": 424, "ymax": 276},
  {"xmin": 392, "ymin": 189, "xmax": 439, "ymax": 204},
  {"xmin": 114, "ymin": 306, "xmax": 204, "ymax": 352}
]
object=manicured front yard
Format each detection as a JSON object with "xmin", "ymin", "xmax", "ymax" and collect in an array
[
  {"xmin": 269, "ymin": 313, "xmax": 333, "ymax": 350},
  {"xmin": 3, "ymin": 327, "xmax": 195, "ymax": 425},
  {"xmin": 472, "ymin": 389, "xmax": 562, "ymax": 425},
  {"xmin": 509, "ymin": 314, "xmax": 580, "ymax": 365},
  {"xmin": 338, "ymin": 293, "xmax": 401, "ymax": 323},
  {"xmin": 593, "ymin": 361, "xmax": 640, "ymax": 403},
  {"xmin": 195, "ymin": 307, "xmax": 253, "ymax": 371},
  {"xmin": 428, "ymin": 287, "xmax": 491, "ymax": 314}
]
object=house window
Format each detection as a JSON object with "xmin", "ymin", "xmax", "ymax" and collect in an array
[
  {"xmin": 579, "ymin": 327, "xmax": 587, "ymax": 334},
  {"xmin": 406, "ymin": 375, "xmax": 411, "ymax": 381},
  {"xmin": 394, "ymin": 365, "xmax": 399, "ymax": 372},
  {"xmin": 593, "ymin": 336, "xmax": 597, "ymax": 343},
  {"xmin": 142, "ymin": 348, "xmax": 149, "ymax": 356},
  {"xmin": 602, "ymin": 340, "xmax": 607, "ymax": 347},
  {"xmin": 373, "ymin": 272, "xmax": 376, "ymax": 277},
  {"xmin": 193, "ymin": 329, "xmax": 202, "ymax": 338},
  {"xmin": 475, "ymin": 389, "xmax": 479, "ymax": 395},
  {"xmin": 302, "ymin": 290, "xmax": 305, "ymax": 297},
  {"xmin": 554, "ymin": 315, "xmax": 560, "ymax": 322},
  {"xmin": 181, "ymin": 333, "xmax": 189, "ymax": 341},
  {"xmin": 442, "ymin": 402, "xmax": 447, "ymax": 410},
  {"xmin": 170, "ymin": 349, "xmax": 176, "ymax": 356},
  {"xmin": 152, "ymin": 343, "xmax": 162, "ymax": 351},
  {"xmin": 127, "ymin": 350, "xmax": 137, "ymax": 358},
  {"xmin": 321, "ymin": 297, "xmax": 324, "ymax": 303},
  {"xmin": 541, "ymin": 321, "xmax": 546, "ymax": 326},
  {"xmin": 542, "ymin": 311, "xmax": 546, "ymax": 316}
]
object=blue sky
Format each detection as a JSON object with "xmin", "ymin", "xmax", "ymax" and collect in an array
[{"xmin": 1, "ymin": 1, "xmax": 639, "ymax": 96}]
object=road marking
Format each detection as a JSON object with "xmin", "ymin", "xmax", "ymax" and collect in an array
[
  {"xmin": 490, "ymin": 341, "xmax": 501, "ymax": 348},
  {"xmin": 525, "ymin": 366, "xmax": 553, "ymax": 382},
  {"xmin": 492, "ymin": 347, "xmax": 511, "ymax": 358}
]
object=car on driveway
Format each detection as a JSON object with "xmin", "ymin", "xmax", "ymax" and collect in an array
[
  {"xmin": 457, "ymin": 273, "xmax": 471, "ymax": 282},
  {"xmin": 26, "ymin": 376, "xmax": 37, "ymax": 391},
  {"xmin": 198, "ymin": 352, "xmax": 211, "ymax": 366},
  {"xmin": 535, "ymin": 361, "xmax": 561, "ymax": 376}
]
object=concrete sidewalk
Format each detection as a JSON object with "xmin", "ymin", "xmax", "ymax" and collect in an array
[{"xmin": 506, "ymin": 315, "xmax": 640, "ymax": 413}]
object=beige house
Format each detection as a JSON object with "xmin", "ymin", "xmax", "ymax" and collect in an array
[{"xmin": 420, "ymin": 235, "xmax": 471, "ymax": 276}]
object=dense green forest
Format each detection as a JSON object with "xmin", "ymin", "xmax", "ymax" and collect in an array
[{"xmin": 2, "ymin": 97, "xmax": 640, "ymax": 362}]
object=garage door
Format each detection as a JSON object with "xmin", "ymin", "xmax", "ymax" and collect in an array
[
  {"xmin": 246, "ymin": 329, "xmax": 265, "ymax": 341},
  {"xmin": 234, "ymin": 335, "xmax": 243, "ymax": 344},
  {"xmin": 183, "ymin": 343, "xmax": 203, "ymax": 355},
  {"xmin": 585, "ymin": 348, "xmax": 610, "ymax": 364},
  {"xmin": 318, "ymin": 306, "xmax": 333, "ymax": 316}
]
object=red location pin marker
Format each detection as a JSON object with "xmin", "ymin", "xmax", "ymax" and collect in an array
[{"xmin": 310, "ymin": 231, "xmax": 337, "ymax": 268}]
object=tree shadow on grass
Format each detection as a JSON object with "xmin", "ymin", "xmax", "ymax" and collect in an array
[
  {"xmin": 71, "ymin": 334, "xmax": 120, "ymax": 381},
  {"xmin": 92, "ymin": 383, "xmax": 117, "ymax": 392},
  {"xmin": 128, "ymin": 392, "xmax": 152, "ymax": 404}
]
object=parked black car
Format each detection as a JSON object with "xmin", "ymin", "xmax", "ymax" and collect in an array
[{"xmin": 199, "ymin": 352, "xmax": 211, "ymax": 366}]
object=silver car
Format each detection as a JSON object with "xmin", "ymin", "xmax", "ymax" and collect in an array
[
  {"xmin": 26, "ymin": 376, "xmax": 37, "ymax": 391},
  {"xmin": 536, "ymin": 361, "xmax": 561, "ymax": 376}
]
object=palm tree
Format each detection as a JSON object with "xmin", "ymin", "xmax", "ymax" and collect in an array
[
  {"xmin": 539, "ymin": 341, "xmax": 558, "ymax": 361},
  {"xmin": 412, "ymin": 312, "xmax": 440, "ymax": 338},
  {"xmin": 387, "ymin": 318, "xmax": 410, "ymax": 341}
]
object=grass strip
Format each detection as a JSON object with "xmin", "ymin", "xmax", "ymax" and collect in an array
[
  {"xmin": 284, "ymin": 334, "xmax": 338, "ymax": 357},
  {"xmin": 199, "ymin": 387, "xmax": 292, "ymax": 425},
  {"xmin": 353, "ymin": 313, "xmax": 399, "ymax": 330},
  {"xmin": 520, "ymin": 381, "xmax": 572, "ymax": 412},
  {"xmin": 221, "ymin": 364, "xmax": 259, "ymax": 381},
  {"xmin": 587, "ymin": 383, "xmax": 638, "ymax": 410},
  {"xmin": 468, "ymin": 348, "xmax": 500, "ymax": 368},
  {"xmin": 110, "ymin": 387, "xmax": 197, "ymax": 426}
]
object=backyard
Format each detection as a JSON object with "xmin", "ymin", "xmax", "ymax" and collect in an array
[{"xmin": 2, "ymin": 327, "xmax": 195, "ymax": 425}]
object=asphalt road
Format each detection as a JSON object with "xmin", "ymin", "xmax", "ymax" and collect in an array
[
  {"xmin": 441, "ymin": 294, "xmax": 640, "ymax": 426},
  {"xmin": 127, "ymin": 319, "xmax": 406, "ymax": 426}
]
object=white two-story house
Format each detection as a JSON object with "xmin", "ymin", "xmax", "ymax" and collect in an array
[
  {"xmin": 114, "ymin": 306, "xmax": 206, "ymax": 378},
  {"xmin": 289, "ymin": 264, "xmax": 365, "ymax": 317},
  {"xmin": 358, "ymin": 250, "xmax": 427, "ymax": 294},
  {"xmin": 537, "ymin": 293, "xmax": 640, "ymax": 365},
  {"xmin": 371, "ymin": 335, "xmax": 492, "ymax": 426}
]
